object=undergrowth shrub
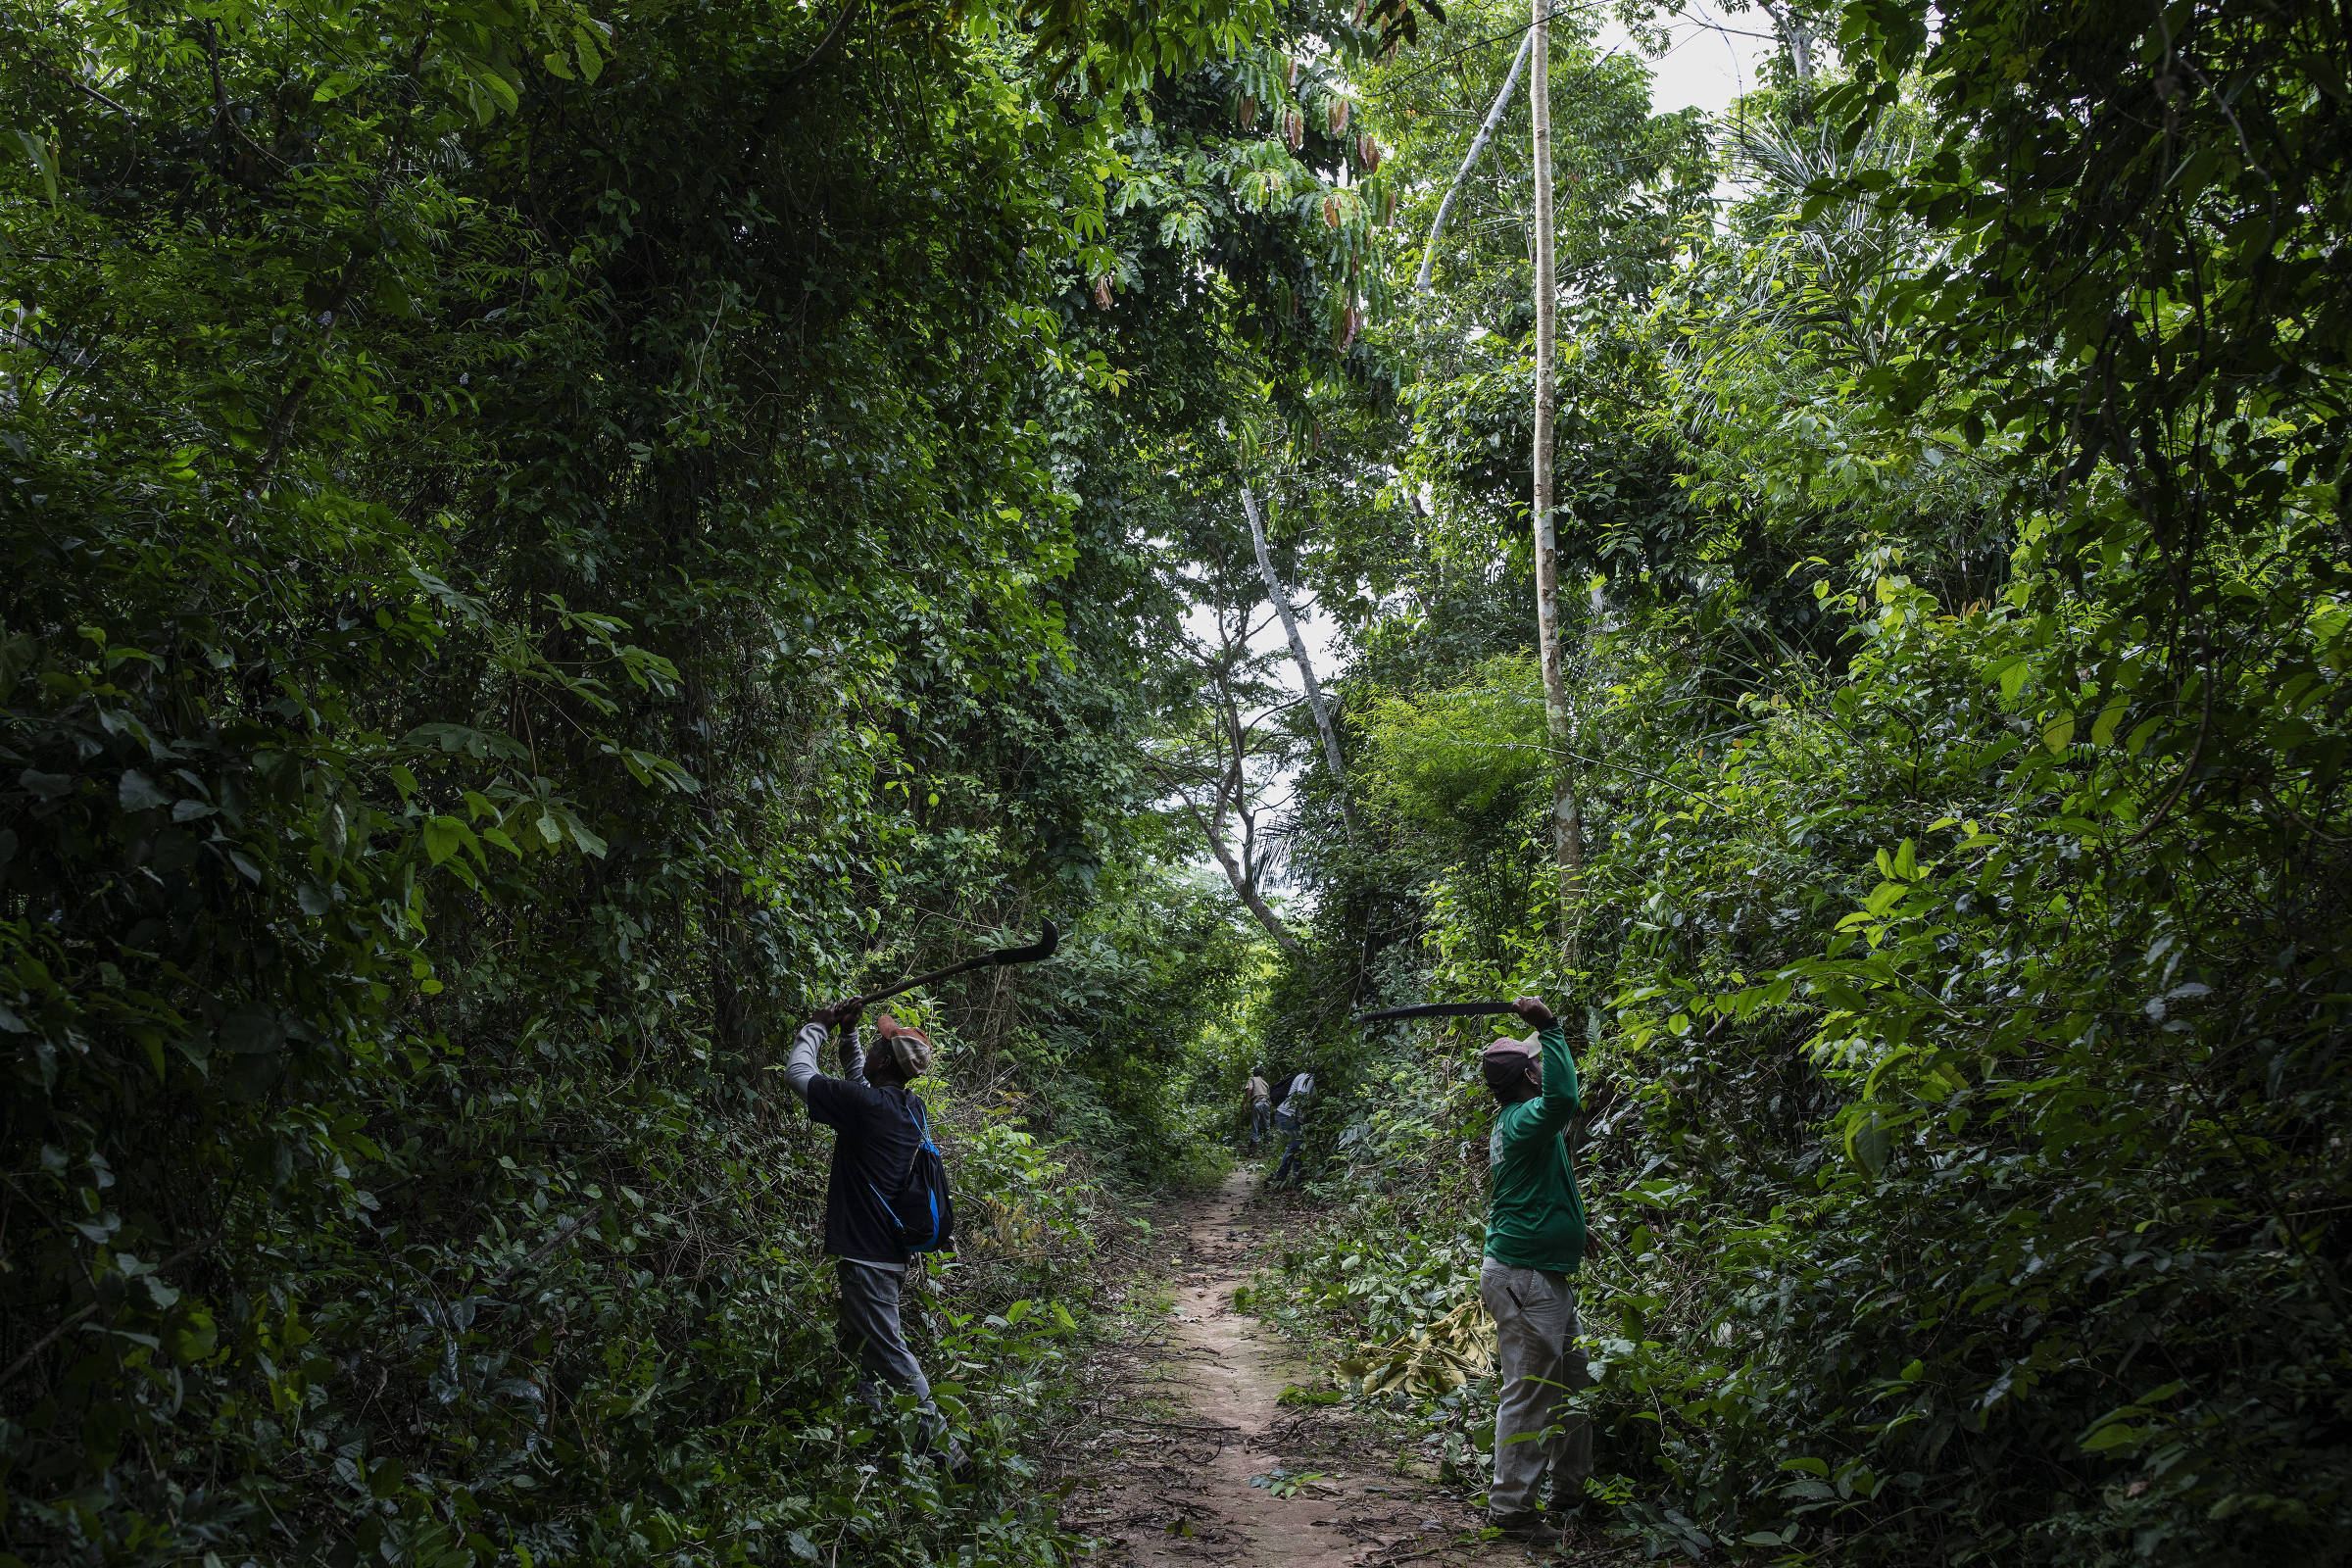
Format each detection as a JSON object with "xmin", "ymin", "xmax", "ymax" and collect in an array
[
  {"xmin": 1261, "ymin": 576, "xmax": 2352, "ymax": 1565},
  {"xmin": 0, "ymin": 0, "xmax": 1256, "ymax": 1559}
]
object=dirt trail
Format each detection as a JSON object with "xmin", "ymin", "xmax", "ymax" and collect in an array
[{"xmin": 1056, "ymin": 1166, "xmax": 1566, "ymax": 1568}]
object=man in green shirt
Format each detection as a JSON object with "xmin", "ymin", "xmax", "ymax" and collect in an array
[{"xmin": 1479, "ymin": 996, "xmax": 1592, "ymax": 1546}]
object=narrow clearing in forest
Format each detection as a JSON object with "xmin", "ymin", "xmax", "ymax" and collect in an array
[{"xmin": 1049, "ymin": 1167, "xmax": 1632, "ymax": 1567}]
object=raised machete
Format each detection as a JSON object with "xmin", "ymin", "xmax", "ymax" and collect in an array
[
  {"xmin": 852, "ymin": 919, "xmax": 1060, "ymax": 1008},
  {"xmin": 1353, "ymin": 1000, "xmax": 1522, "ymax": 1025}
]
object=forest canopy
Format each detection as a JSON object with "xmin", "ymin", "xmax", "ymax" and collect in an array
[{"xmin": 2, "ymin": 0, "xmax": 2347, "ymax": 1562}]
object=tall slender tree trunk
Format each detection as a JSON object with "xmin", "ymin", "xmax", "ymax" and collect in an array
[
  {"xmin": 1242, "ymin": 483, "xmax": 1351, "ymax": 826},
  {"xmin": 1529, "ymin": 0, "xmax": 1582, "ymax": 958},
  {"xmin": 1187, "ymin": 797, "xmax": 1302, "ymax": 956},
  {"xmin": 1415, "ymin": 31, "xmax": 1533, "ymax": 293},
  {"xmin": 1759, "ymin": 1, "xmax": 1816, "ymax": 85}
]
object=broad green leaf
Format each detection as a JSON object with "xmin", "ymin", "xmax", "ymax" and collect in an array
[
  {"xmin": 8, "ymin": 128, "xmax": 59, "ymax": 203},
  {"xmin": 422, "ymin": 815, "xmax": 474, "ymax": 865},
  {"xmin": 1845, "ymin": 1114, "xmax": 1891, "ymax": 1175},
  {"xmin": 171, "ymin": 1308, "xmax": 219, "ymax": 1363},
  {"xmin": 119, "ymin": 770, "xmax": 170, "ymax": 811}
]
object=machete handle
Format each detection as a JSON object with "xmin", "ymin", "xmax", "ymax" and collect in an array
[{"xmin": 851, "ymin": 918, "xmax": 1060, "ymax": 1008}]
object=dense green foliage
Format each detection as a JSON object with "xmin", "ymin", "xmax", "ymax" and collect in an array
[
  {"xmin": 8, "ymin": 0, "xmax": 2348, "ymax": 1561},
  {"xmin": 1243, "ymin": 0, "xmax": 2352, "ymax": 1564},
  {"xmin": 0, "ymin": 0, "xmax": 1394, "ymax": 1559}
]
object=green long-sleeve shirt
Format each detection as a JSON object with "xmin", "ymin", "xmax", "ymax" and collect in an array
[{"xmin": 1484, "ymin": 1021, "xmax": 1587, "ymax": 1275}]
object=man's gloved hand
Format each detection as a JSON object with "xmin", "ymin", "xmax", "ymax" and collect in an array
[
  {"xmin": 812, "ymin": 999, "xmax": 862, "ymax": 1029},
  {"xmin": 1511, "ymin": 996, "xmax": 1557, "ymax": 1030}
]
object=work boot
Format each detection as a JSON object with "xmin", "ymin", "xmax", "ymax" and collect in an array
[
  {"xmin": 1490, "ymin": 1510, "xmax": 1563, "ymax": 1547},
  {"xmin": 1546, "ymin": 1477, "xmax": 1608, "ymax": 1521}
]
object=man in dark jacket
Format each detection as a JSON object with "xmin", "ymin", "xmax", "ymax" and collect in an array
[
  {"xmin": 1479, "ymin": 996, "xmax": 1592, "ymax": 1546},
  {"xmin": 1272, "ymin": 1068, "xmax": 1314, "ymax": 1186},
  {"xmin": 788, "ymin": 1001, "xmax": 956, "ymax": 1463}
]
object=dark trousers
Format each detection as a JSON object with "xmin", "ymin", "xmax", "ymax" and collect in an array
[
  {"xmin": 1273, "ymin": 1114, "xmax": 1305, "ymax": 1184},
  {"xmin": 1250, "ymin": 1101, "xmax": 1271, "ymax": 1150},
  {"xmin": 836, "ymin": 1258, "xmax": 948, "ymax": 1451}
]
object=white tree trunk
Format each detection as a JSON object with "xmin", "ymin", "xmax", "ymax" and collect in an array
[
  {"xmin": 1529, "ymin": 0, "xmax": 1582, "ymax": 955},
  {"xmin": 1242, "ymin": 483, "xmax": 1350, "ymax": 824},
  {"xmin": 1759, "ymin": 0, "xmax": 1817, "ymax": 83},
  {"xmin": 1415, "ymin": 31, "xmax": 1534, "ymax": 293},
  {"xmin": 1187, "ymin": 797, "xmax": 1302, "ymax": 956}
]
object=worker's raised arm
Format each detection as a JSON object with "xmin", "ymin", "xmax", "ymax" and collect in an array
[
  {"xmin": 1514, "ymin": 996, "xmax": 1581, "ymax": 1135},
  {"xmin": 784, "ymin": 1000, "xmax": 863, "ymax": 1102},
  {"xmin": 1536, "ymin": 1019, "xmax": 1580, "ymax": 1124},
  {"xmin": 782, "ymin": 1019, "xmax": 828, "ymax": 1102}
]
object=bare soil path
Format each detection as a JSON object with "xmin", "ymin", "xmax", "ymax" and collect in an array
[{"xmin": 1049, "ymin": 1166, "xmax": 1622, "ymax": 1568}]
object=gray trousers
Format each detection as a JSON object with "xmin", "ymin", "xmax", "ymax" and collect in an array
[
  {"xmin": 836, "ymin": 1258, "xmax": 947, "ymax": 1450},
  {"xmin": 1480, "ymin": 1257, "xmax": 1593, "ymax": 1516}
]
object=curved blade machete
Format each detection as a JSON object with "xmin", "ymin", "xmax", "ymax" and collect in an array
[
  {"xmin": 1354, "ymin": 1000, "xmax": 1520, "ymax": 1025},
  {"xmin": 854, "ymin": 919, "xmax": 1060, "ymax": 1007}
]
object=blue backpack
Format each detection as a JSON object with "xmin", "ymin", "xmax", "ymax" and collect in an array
[{"xmin": 868, "ymin": 1099, "xmax": 956, "ymax": 1253}]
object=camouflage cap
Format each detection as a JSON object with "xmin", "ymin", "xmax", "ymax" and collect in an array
[
  {"xmin": 866, "ymin": 1011, "xmax": 934, "ymax": 1078},
  {"xmin": 885, "ymin": 1027, "xmax": 934, "ymax": 1077},
  {"xmin": 1481, "ymin": 1031, "xmax": 1541, "ymax": 1065}
]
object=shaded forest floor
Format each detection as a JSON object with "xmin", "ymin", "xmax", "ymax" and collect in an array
[{"xmin": 1038, "ymin": 1167, "xmax": 1648, "ymax": 1567}]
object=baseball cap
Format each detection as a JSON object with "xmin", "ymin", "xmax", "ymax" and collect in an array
[
  {"xmin": 867, "ymin": 1011, "xmax": 935, "ymax": 1075},
  {"xmin": 882, "ymin": 1026, "xmax": 934, "ymax": 1077},
  {"xmin": 1481, "ymin": 1032, "xmax": 1541, "ymax": 1067}
]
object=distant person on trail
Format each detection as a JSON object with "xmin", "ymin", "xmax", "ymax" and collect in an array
[
  {"xmin": 1272, "ymin": 1068, "xmax": 1313, "ymax": 1186},
  {"xmin": 1478, "ymin": 997, "xmax": 1592, "ymax": 1546},
  {"xmin": 788, "ymin": 1001, "xmax": 962, "ymax": 1469},
  {"xmin": 1246, "ymin": 1068, "xmax": 1272, "ymax": 1152}
]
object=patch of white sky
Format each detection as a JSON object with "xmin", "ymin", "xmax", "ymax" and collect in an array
[
  {"xmin": 1174, "ymin": 16, "xmax": 1773, "ymax": 896},
  {"xmin": 1607, "ymin": 2, "xmax": 1778, "ymax": 121}
]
